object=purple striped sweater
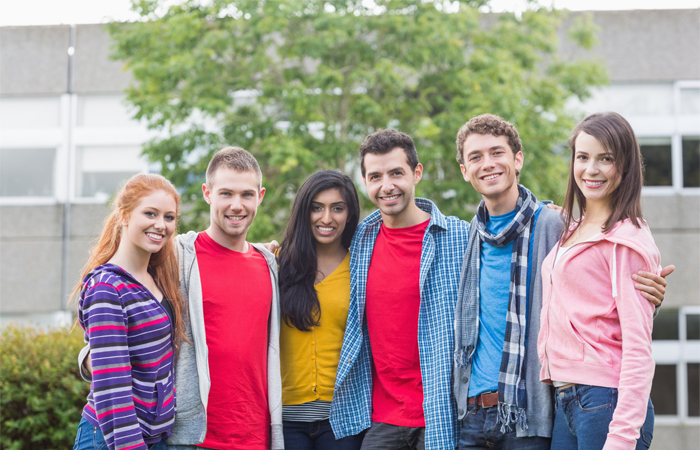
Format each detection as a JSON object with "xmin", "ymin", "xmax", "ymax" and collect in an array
[{"xmin": 79, "ymin": 264, "xmax": 175, "ymax": 450}]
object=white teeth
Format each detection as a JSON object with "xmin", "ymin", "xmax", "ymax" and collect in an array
[
  {"xmin": 318, "ymin": 227, "xmax": 334, "ymax": 232},
  {"xmin": 483, "ymin": 174, "xmax": 500, "ymax": 180},
  {"xmin": 585, "ymin": 180, "xmax": 605, "ymax": 186},
  {"xmin": 227, "ymin": 215, "xmax": 244, "ymax": 221},
  {"xmin": 382, "ymin": 195, "xmax": 400, "ymax": 200},
  {"xmin": 146, "ymin": 233, "xmax": 163, "ymax": 240}
]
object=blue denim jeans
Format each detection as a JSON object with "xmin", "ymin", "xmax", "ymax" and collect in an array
[
  {"xmin": 74, "ymin": 416, "xmax": 168, "ymax": 450},
  {"xmin": 552, "ymin": 384, "xmax": 654, "ymax": 450},
  {"xmin": 73, "ymin": 417, "xmax": 107, "ymax": 450},
  {"xmin": 360, "ymin": 422, "xmax": 424, "ymax": 450},
  {"xmin": 459, "ymin": 404, "xmax": 551, "ymax": 450},
  {"xmin": 283, "ymin": 419, "xmax": 364, "ymax": 450}
]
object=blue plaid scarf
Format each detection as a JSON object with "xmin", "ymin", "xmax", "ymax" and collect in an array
[{"xmin": 454, "ymin": 185, "xmax": 538, "ymax": 432}]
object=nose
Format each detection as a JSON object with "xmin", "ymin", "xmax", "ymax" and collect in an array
[
  {"xmin": 586, "ymin": 160, "xmax": 601, "ymax": 175},
  {"xmin": 229, "ymin": 195, "xmax": 243, "ymax": 211},
  {"xmin": 321, "ymin": 208, "xmax": 333, "ymax": 223},
  {"xmin": 381, "ymin": 174, "xmax": 395, "ymax": 193},
  {"xmin": 482, "ymin": 154, "xmax": 496, "ymax": 170},
  {"xmin": 154, "ymin": 215, "xmax": 165, "ymax": 231}
]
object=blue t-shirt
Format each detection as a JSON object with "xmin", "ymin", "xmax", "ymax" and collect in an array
[{"xmin": 468, "ymin": 209, "xmax": 516, "ymax": 397}]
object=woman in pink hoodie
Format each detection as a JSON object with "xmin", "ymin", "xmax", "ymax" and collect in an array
[{"xmin": 537, "ymin": 112, "xmax": 659, "ymax": 450}]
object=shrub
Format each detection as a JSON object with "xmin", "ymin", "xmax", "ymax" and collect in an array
[{"xmin": 1, "ymin": 325, "xmax": 89, "ymax": 450}]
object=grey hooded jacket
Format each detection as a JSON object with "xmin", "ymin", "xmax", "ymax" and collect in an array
[
  {"xmin": 168, "ymin": 231, "xmax": 284, "ymax": 449},
  {"xmin": 453, "ymin": 205, "xmax": 563, "ymax": 438}
]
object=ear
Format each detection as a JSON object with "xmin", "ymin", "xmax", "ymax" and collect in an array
[
  {"xmin": 515, "ymin": 151, "xmax": 524, "ymax": 172},
  {"xmin": 202, "ymin": 183, "xmax": 212, "ymax": 204},
  {"xmin": 413, "ymin": 163, "xmax": 424, "ymax": 185},
  {"xmin": 460, "ymin": 164, "xmax": 470, "ymax": 183},
  {"xmin": 257, "ymin": 187, "xmax": 266, "ymax": 206}
]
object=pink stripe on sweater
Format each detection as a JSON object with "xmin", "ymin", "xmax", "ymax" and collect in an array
[
  {"xmin": 132, "ymin": 350, "xmax": 173, "ymax": 368},
  {"xmin": 127, "ymin": 316, "xmax": 167, "ymax": 332},
  {"xmin": 133, "ymin": 396, "xmax": 157, "ymax": 407},
  {"xmin": 93, "ymin": 365, "xmax": 130, "ymax": 375},
  {"xmin": 120, "ymin": 443, "xmax": 148, "ymax": 450},
  {"xmin": 90, "ymin": 282, "xmax": 140, "ymax": 291},
  {"xmin": 88, "ymin": 324, "xmax": 126, "ymax": 334},
  {"xmin": 96, "ymin": 405, "xmax": 135, "ymax": 419}
]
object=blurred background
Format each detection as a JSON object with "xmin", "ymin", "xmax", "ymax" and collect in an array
[{"xmin": 0, "ymin": 0, "xmax": 698, "ymax": 448}]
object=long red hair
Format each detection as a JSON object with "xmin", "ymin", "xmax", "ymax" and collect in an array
[{"xmin": 72, "ymin": 173, "xmax": 187, "ymax": 345}]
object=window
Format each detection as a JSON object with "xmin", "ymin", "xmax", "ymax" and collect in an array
[
  {"xmin": 0, "ymin": 148, "xmax": 55, "ymax": 197},
  {"xmin": 77, "ymin": 146, "xmax": 145, "ymax": 199},
  {"xmin": 651, "ymin": 306, "xmax": 700, "ymax": 424},
  {"xmin": 640, "ymin": 138, "xmax": 673, "ymax": 187},
  {"xmin": 682, "ymin": 137, "xmax": 700, "ymax": 188}
]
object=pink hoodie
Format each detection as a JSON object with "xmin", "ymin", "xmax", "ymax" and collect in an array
[{"xmin": 538, "ymin": 219, "xmax": 660, "ymax": 450}]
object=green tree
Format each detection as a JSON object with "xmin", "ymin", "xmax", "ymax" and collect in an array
[{"xmin": 110, "ymin": 0, "xmax": 606, "ymax": 241}]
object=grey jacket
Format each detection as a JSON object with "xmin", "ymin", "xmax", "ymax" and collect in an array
[
  {"xmin": 453, "ymin": 205, "xmax": 563, "ymax": 438},
  {"xmin": 168, "ymin": 231, "xmax": 284, "ymax": 449}
]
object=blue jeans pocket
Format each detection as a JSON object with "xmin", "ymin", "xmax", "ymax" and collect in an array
[{"xmin": 577, "ymin": 386, "xmax": 616, "ymax": 413}]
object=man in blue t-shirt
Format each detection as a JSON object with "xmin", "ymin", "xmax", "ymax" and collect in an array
[{"xmin": 451, "ymin": 114, "xmax": 671, "ymax": 449}]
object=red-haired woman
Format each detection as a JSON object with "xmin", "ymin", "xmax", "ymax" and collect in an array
[{"xmin": 73, "ymin": 174, "xmax": 186, "ymax": 450}]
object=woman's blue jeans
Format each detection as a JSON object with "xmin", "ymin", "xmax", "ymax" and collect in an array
[
  {"xmin": 283, "ymin": 419, "xmax": 364, "ymax": 450},
  {"xmin": 552, "ymin": 384, "xmax": 654, "ymax": 450},
  {"xmin": 73, "ymin": 416, "xmax": 167, "ymax": 450}
]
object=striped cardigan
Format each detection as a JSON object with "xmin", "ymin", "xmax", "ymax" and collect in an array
[{"xmin": 79, "ymin": 263, "xmax": 175, "ymax": 450}]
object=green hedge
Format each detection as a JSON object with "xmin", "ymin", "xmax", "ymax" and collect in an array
[{"xmin": 1, "ymin": 325, "xmax": 89, "ymax": 450}]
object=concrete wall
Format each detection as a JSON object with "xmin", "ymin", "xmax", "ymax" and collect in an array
[
  {"xmin": 643, "ymin": 196, "xmax": 700, "ymax": 308},
  {"xmin": 559, "ymin": 9, "xmax": 700, "ymax": 82},
  {"xmin": 0, "ymin": 204, "xmax": 108, "ymax": 316}
]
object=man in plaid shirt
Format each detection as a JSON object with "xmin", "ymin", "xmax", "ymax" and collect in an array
[{"xmin": 330, "ymin": 129, "xmax": 469, "ymax": 450}]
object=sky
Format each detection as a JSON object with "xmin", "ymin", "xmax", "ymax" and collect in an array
[{"xmin": 0, "ymin": 0, "xmax": 698, "ymax": 26}]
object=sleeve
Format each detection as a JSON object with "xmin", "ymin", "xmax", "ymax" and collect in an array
[
  {"xmin": 78, "ymin": 344, "xmax": 92, "ymax": 382},
  {"xmin": 81, "ymin": 279, "xmax": 148, "ymax": 450},
  {"xmin": 604, "ymin": 246, "xmax": 656, "ymax": 450}
]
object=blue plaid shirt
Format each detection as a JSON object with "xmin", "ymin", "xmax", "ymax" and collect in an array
[{"xmin": 330, "ymin": 198, "xmax": 470, "ymax": 449}]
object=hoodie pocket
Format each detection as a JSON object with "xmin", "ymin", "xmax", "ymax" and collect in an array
[{"xmin": 551, "ymin": 303, "xmax": 584, "ymax": 361}]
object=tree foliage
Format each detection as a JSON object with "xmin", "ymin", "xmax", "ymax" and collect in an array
[{"xmin": 109, "ymin": 0, "xmax": 606, "ymax": 241}]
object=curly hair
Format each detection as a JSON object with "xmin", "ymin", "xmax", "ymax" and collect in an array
[{"xmin": 455, "ymin": 114, "xmax": 522, "ymax": 165}]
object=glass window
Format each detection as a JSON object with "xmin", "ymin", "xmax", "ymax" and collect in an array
[
  {"xmin": 688, "ymin": 363, "xmax": 699, "ymax": 417},
  {"xmin": 651, "ymin": 364, "xmax": 677, "ymax": 415},
  {"xmin": 682, "ymin": 137, "xmax": 700, "ymax": 188},
  {"xmin": 680, "ymin": 88, "xmax": 700, "ymax": 115},
  {"xmin": 0, "ymin": 148, "xmax": 55, "ymax": 197},
  {"xmin": 77, "ymin": 146, "xmax": 145, "ymax": 198},
  {"xmin": 640, "ymin": 138, "xmax": 673, "ymax": 187},
  {"xmin": 687, "ymin": 314, "xmax": 700, "ymax": 340},
  {"xmin": 653, "ymin": 308, "xmax": 679, "ymax": 340}
]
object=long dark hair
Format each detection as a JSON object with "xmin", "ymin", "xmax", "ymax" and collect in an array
[
  {"xmin": 561, "ymin": 111, "xmax": 644, "ymax": 236},
  {"xmin": 278, "ymin": 170, "xmax": 360, "ymax": 331}
]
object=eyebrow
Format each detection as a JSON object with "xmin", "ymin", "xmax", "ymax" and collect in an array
[
  {"xmin": 312, "ymin": 201, "xmax": 346, "ymax": 206},
  {"xmin": 467, "ymin": 145, "xmax": 506, "ymax": 158}
]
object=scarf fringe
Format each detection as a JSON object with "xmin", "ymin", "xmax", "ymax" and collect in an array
[{"xmin": 497, "ymin": 403, "xmax": 528, "ymax": 434}]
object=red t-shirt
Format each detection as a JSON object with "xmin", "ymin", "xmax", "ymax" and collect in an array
[
  {"xmin": 195, "ymin": 232, "xmax": 272, "ymax": 450},
  {"xmin": 366, "ymin": 219, "xmax": 429, "ymax": 427}
]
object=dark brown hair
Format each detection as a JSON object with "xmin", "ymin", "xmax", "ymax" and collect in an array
[
  {"xmin": 206, "ymin": 146, "xmax": 262, "ymax": 188},
  {"xmin": 455, "ymin": 114, "xmax": 522, "ymax": 165},
  {"xmin": 561, "ymin": 111, "xmax": 644, "ymax": 235},
  {"xmin": 359, "ymin": 129, "xmax": 418, "ymax": 177}
]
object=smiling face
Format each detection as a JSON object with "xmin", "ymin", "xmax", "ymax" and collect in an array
[
  {"xmin": 203, "ymin": 167, "xmax": 265, "ymax": 246},
  {"xmin": 363, "ymin": 147, "xmax": 423, "ymax": 219},
  {"xmin": 122, "ymin": 190, "xmax": 177, "ymax": 256},
  {"xmin": 309, "ymin": 188, "xmax": 349, "ymax": 249},
  {"xmin": 573, "ymin": 131, "xmax": 620, "ymax": 209},
  {"xmin": 460, "ymin": 133, "xmax": 523, "ymax": 213}
]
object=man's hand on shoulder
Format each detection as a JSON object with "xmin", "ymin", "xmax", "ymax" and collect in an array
[{"xmin": 633, "ymin": 265, "xmax": 675, "ymax": 307}]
